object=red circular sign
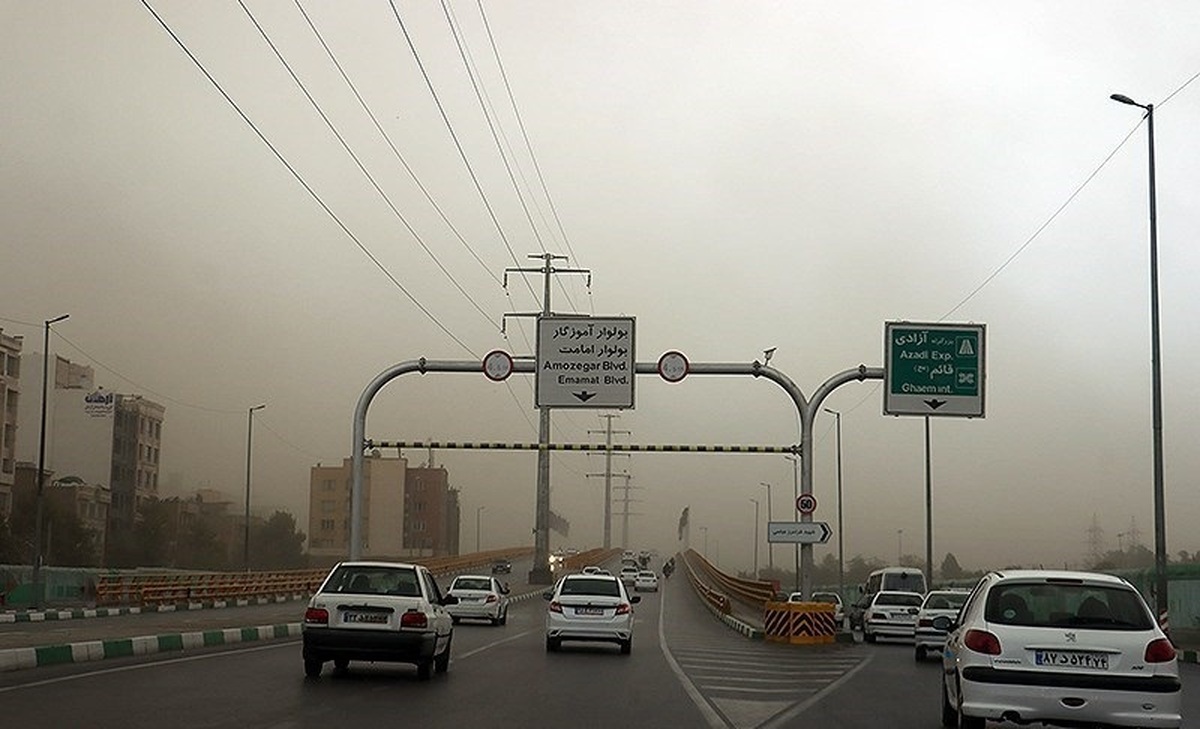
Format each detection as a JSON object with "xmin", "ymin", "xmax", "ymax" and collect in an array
[
  {"xmin": 796, "ymin": 494, "xmax": 818, "ymax": 514},
  {"xmin": 482, "ymin": 350, "xmax": 514, "ymax": 382}
]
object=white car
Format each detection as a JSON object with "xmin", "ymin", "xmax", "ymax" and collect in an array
[
  {"xmin": 862, "ymin": 590, "xmax": 924, "ymax": 643},
  {"xmin": 913, "ymin": 589, "xmax": 969, "ymax": 661},
  {"xmin": 302, "ymin": 561, "xmax": 456, "ymax": 680},
  {"xmin": 634, "ymin": 570, "xmax": 658, "ymax": 592},
  {"xmin": 619, "ymin": 565, "xmax": 640, "ymax": 586},
  {"xmin": 581, "ymin": 565, "xmax": 603, "ymax": 575},
  {"xmin": 445, "ymin": 574, "xmax": 509, "ymax": 626},
  {"xmin": 544, "ymin": 573, "xmax": 640, "ymax": 654},
  {"xmin": 941, "ymin": 570, "xmax": 1181, "ymax": 728}
]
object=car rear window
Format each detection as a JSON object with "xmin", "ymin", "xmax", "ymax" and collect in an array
[
  {"xmin": 923, "ymin": 593, "xmax": 968, "ymax": 610},
  {"xmin": 322, "ymin": 565, "xmax": 422, "ymax": 597},
  {"xmin": 560, "ymin": 578, "xmax": 620, "ymax": 597},
  {"xmin": 453, "ymin": 577, "xmax": 492, "ymax": 591},
  {"xmin": 985, "ymin": 582, "xmax": 1153, "ymax": 630},
  {"xmin": 876, "ymin": 593, "xmax": 923, "ymax": 607}
]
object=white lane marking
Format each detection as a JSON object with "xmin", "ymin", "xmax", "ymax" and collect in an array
[
  {"xmin": 453, "ymin": 629, "xmax": 535, "ymax": 661},
  {"xmin": 758, "ymin": 653, "xmax": 874, "ymax": 729},
  {"xmin": 0, "ymin": 641, "xmax": 298, "ymax": 694},
  {"xmin": 657, "ymin": 587, "xmax": 730, "ymax": 729}
]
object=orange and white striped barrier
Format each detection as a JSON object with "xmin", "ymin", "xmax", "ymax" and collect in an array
[{"xmin": 763, "ymin": 601, "xmax": 836, "ymax": 645}]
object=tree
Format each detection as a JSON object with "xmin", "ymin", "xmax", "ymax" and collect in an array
[
  {"xmin": 250, "ymin": 511, "xmax": 307, "ymax": 569},
  {"xmin": 940, "ymin": 552, "xmax": 964, "ymax": 580},
  {"xmin": 175, "ymin": 512, "xmax": 227, "ymax": 570}
]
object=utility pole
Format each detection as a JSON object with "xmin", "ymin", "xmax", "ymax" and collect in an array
[
  {"xmin": 612, "ymin": 473, "xmax": 639, "ymax": 549},
  {"xmin": 587, "ymin": 414, "xmax": 630, "ymax": 549},
  {"xmin": 504, "ymin": 253, "xmax": 589, "ymax": 584}
]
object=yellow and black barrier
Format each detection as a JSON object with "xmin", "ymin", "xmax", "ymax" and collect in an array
[{"xmin": 763, "ymin": 601, "xmax": 837, "ymax": 645}]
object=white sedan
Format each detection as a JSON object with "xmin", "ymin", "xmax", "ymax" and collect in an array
[
  {"xmin": 545, "ymin": 573, "xmax": 640, "ymax": 654},
  {"xmin": 634, "ymin": 570, "xmax": 659, "ymax": 592},
  {"xmin": 445, "ymin": 575, "xmax": 509, "ymax": 626}
]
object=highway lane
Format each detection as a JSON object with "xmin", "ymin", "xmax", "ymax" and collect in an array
[{"xmin": 3, "ymin": 570, "xmax": 1196, "ymax": 728}]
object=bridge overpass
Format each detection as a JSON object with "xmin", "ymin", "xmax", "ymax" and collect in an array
[{"xmin": 2, "ymin": 551, "xmax": 1199, "ymax": 728}]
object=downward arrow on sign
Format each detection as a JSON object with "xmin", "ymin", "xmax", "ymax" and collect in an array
[
  {"xmin": 924, "ymin": 399, "xmax": 947, "ymax": 410},
  {"xmin": 573, "ymin": 391, "xmax": 597, "ymax": 402}
]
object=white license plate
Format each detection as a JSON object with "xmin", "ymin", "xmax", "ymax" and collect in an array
[
  {"xmin": 1034, "ymin": 650, "xmax": 1110, "ymax": 670},
  {"xmin": 345, "ymin": 612, "xmax": 388, "ymax": 624},
  {"xmin": 575, "ymin": 607, "xmax": 605, "ymax": 616}
]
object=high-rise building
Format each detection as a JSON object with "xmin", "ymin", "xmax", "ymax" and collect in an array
[
  {"xmin": 0, "ymin": 328, "xmax": 22, "ymax": 520},
  {"xmin": 404, "ymin": 466, "xmax": 460, "ymax": 557},
  {"xmin": 108, "ymin": 394, "xmax": 164, "ymax": 530}
]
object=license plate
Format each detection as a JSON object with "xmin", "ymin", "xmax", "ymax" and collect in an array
[
  {"xmin": 345, "ymin": 612, "xmax": 388, "ymax": 624},
  {"xmin": 1034, "ymin": 650, "xmax": 1109, "ymax": 670},
  {"xmin": 575, "ymin": 607, "xmax": 605, "ymax": 616}
]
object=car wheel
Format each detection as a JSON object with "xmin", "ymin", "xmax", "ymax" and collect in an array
[
  {"xmin": 940, "ymin": 675, "xmax": 956, "ymax": 728},
  {"xmin": 434, "ymin": 637, "xmax": 451, "ymax": 674},
  {"xmin": 864, "ymin": 629, "xmax": 877, "ymax": 644},
  {"xmin": 956, "ymin": 676, "xmax": 985, "ymax": 729},
  {"xmin": 416, "ymin": 658, "xmax": 433, "ymax": 681},
  {"xmin": 914, "ymin": 645, "xmax": 926, "ymax": 661},
  {"xmin": 499, "ymin": 610, "xmax": 508, "ymax": 626},
  {"xmin": 333, "ymin": 657, "xmax": 350, "ymax": 672},
  {"xmin": 620, "ymin": 639, "xmax": 632, "ymax": 655},
  {"xmin": 545, "ymin": 636, "xmax": 560, "ymax": 652},
  {"xmin": 450, "ymin": 616, "xmax": 460, "ymax": 625},
  {"xmin": 304, "ymin": 658, "xmax": 322, "ymax": 678}
]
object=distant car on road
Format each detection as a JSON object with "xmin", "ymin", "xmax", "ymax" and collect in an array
[
  {"xmin": 619, "ymin": 565, "xmax": 640, "ymax": 586},
  {"xmin": 491, "ymin": 559, "xmax": 512, "ymax": 575},
  {"xmin": 940, "ymin": 570, "xmax": 1180, "ymax": 728},
  {"xmin": 789, "ymin": 591, "xmax": 845, "ymax": 627},
  {"xmin": 302, "ymin": 561, "xmax": 456, "ymax": 680},
  {"xmin": 445, "ymin": 574, "xmax": 510, "ymax": 626},
  {"xmin": 544, "ymin": 573, "xmax": 640, "ymax": 654},
  {"xmin": 634, "ymin": 570, "xmax": 659, "ymax": 592},
  {"xmin": 862, "ymin": 590, "xmax": 924, "ymax": 643},
  {"xmin": 913, "ymin": 589, "xmax": 968, "ymax": 661}
]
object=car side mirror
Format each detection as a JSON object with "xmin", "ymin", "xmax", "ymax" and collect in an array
[
  {"xmin": 630, "ymin": 595, "xmax": 642, "ymax": 604},
  {"xmin": 502, "ymin": 584, "xmax": 511, "ymax": 594},
  {"xmin": 931, "ymin": 615, "xmax": 955, "ymax": 631},
  {"xmin": 542, "ymin": 589, "xmax": 554, "ymax": 601},
  {"xmin": 908, "ymin": 607, "xmax": 919, "ymax": 615},
  {"xmin": 442, "ymin": 594, "xmax": 459, "ymax": 606}
]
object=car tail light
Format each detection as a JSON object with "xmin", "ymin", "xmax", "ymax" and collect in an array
[
  {"xmin": 304, "ymin": 607, "xmax": 329, "ymax": 625},
  {"xmin": 1145, "ymin": 638, "xmax": 1176, "ymax": 663},
  {"xmin": 549, "ymin": 601, "xmax": 563, "ymax": 613},
  {"xmin": 400, "ymin": 610, "xmax": 428, "ymax": 629},
  {"xmin": 964, "ymin": 629, "xmax": 1001, "ymax": 655},
  {"xmin": 615, "ymin": 603, "xmax": 631, "ymax": 615},
  {"xmin": 918, "ymin": 618, "xmax": 933, "ymax": 628},
  {"xmin": 486, "ymin": 594, "xmax": 498, "ymax": 603}
]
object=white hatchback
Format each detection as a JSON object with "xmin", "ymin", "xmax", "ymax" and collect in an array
[
  {"xmin": 941, "ymin": 570, "xmax": 1181, "ymax": 728},
  {"xmin": 544, "ymin": 573, "xmax": 640, "ymax": 654}
]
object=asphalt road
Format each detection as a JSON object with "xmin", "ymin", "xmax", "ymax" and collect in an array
[{"xmin": 2, "ymin": 572, "xmax": 1197, "ymax": 728}]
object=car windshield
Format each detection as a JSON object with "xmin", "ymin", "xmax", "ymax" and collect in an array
[
  {"xmin": 322, "ymin": 565, "xmax": 422, "ymax": 597},
  {"xmin": 875, "ymin": 593, "xmax": 923, "ymax": 607},
  {"xmin": 560, "ymin": 578, "xmax": 621, "ymax": 597},
  {"xmin": 922, "ymin": 593, "xmax": 968, "ymax": 610},
  {"xmin": 985, "ymin": 581, "xmax": 1153, "ymax": 629},
  {"xmin": 453, "ymin": 577, "xmax": 492, "ymax": 591},
  {"xmin": 812, "ymin": 594, "xmax": 839, "ymax": 605}
]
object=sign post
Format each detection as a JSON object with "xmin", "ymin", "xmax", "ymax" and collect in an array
[{"xmin": 884, "ymin": 322, "xmax": 986, "ymax": 417}]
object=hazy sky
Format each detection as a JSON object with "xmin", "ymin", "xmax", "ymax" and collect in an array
[{"xmin": 3, "ymin": 2, "xmax": 1198, "ymax": 574}]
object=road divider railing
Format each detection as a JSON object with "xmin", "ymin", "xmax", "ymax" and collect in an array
[
  {"xmin": 94, "ymin": 546, "xmax": 535, "ymax": 607},
  {"xmin": 681, "ymin": 549, "xmax": 732, "ymax": 615},
  {"xmin": 685, "ymin": 549, "xmax": 779, "ymax": 608},
  {"xmin": 763, "ymin": 600, "xmax": 837, "ymax": 645}
]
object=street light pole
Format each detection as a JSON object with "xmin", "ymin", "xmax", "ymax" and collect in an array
[
  {"xmin": 1111, "ymin": 92, "xmax": 1168, "ymax": 624},
  {"xmin": 32, "ymin": 313, "xmax": 68, "ymax": 610},
  {"xmin": 759, "ymin": 482, "xmax": 773, "ymax": 573},
  {"xmin": 244, "ymin": 404, "xmax": 265, "ymax": 571},
  {"xmin": 749, "ymin": 498, "xmax": 760, "ymax": 577},
  {"xmin": 785, "ymin": 454, "xmax": 800, "ymax": 592},
  {"xmin": 476, "ymin": 506, "xmax": 485, "ymax": 552},
  {"xmin": 824, "ymin": 408, "xmax": 845, "ymax": 602},
  {"xmin": 700, "ymin": 526, "xmax": 708, "ymax": 558},
  {"xmin": 897, "ymin": 529, "xmax": 904, "ymax": 564}
]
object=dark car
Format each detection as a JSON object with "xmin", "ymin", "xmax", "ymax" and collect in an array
[{"xmin": 491, "ymin": 559, "xmax": 512, "ymax": 575}]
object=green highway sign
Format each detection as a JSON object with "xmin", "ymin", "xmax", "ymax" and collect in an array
[{"xmin": 884, "ymin": 322, "xmax": 986, "ymax": 417}]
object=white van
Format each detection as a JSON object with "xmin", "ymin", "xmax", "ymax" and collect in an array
[{"xmin": 849, "ymin": 567, "xmax": 927, "ymax": 630}]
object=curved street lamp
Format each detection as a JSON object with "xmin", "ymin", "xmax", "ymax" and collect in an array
[
  {"xmin": 32, "ymin": 313, "xmax": 69, "ymax": 609},
  {"xmin": 244, "ymin": 404, "xmax": 266, "ymax": 571}
]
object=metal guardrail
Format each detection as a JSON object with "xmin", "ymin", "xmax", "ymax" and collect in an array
[
  {"xmin": 563, "ymin": 547, "xmax": 621, "ymax": 571},
  {"xmin": 685, "ymin": 548, "xmax": 778, "ymax": 607},
  {"xmin": 94, "ymin": 547, "xmax": 535, "ymax": 607},
  {"xmin": 681, "ymin": 549, "xmax": 732, "ymax": 614}
]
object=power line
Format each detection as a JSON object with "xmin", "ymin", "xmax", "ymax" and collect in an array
[
  {"xmin": 237, "ymin": 0, "xmax": 497, "ymax": 330},
  {"xmin": 292, "ymin": 0, "xmax": 504, "ymax": 290},
  {"xmin": 440, "ymin": 0, "xmax": 579, "ymax": 314},
  {"xmin": 140, "ymin": 0, "xmax": 476, "ymax": 357},
  {"xmin": 389, "ymin": 0, "xmax": 539, "ymax": 308}
]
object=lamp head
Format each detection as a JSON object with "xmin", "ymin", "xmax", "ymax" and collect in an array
[{"xmin": 1110, "ymin": 93, "xmax": 1143, "ymax": 108}]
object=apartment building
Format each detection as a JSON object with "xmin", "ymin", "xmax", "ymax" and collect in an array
[{"xmin": 0, "ymin": 328, "xmax": 22, "ymax": 520}]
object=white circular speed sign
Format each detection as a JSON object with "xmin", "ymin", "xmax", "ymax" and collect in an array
[
  {"xmin": 657, "ymin": 351, "xmax": 689, "ymax": 383},
  {"xmin": 482, "ymin": 350, "xmax": 514, "ymax": 382},
  {"xmin": 796, "ymin": 494, "xmax": 818, "ymax": 515}
]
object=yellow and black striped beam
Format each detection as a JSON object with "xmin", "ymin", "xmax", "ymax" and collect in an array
[{"xmin": 366, "ymin": 440, "xmax": 799, "ymax": 455}]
